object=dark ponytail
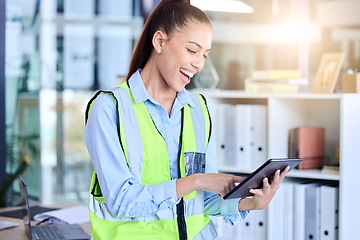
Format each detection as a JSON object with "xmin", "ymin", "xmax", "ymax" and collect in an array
[{"xmin": 125, "ymin": 0, "xmax": 210, "ymax": 80}]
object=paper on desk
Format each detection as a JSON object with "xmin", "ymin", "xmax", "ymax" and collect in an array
[
  {"xmin": 33, "ymin": 206, "xmax": 90, "ymax": 224},
  {"xmin": 0, "ymin": 220, "xmax": 20, "ymax": 230}
]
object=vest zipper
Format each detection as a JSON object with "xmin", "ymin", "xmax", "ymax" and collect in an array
[{"xmin": 176, "ymin": 108, "xmax": 187, "ymax": 240}]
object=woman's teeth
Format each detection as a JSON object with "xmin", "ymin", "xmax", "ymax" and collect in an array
[{"xmin": 180, "ymin": 69, "xmax": 194, "ymax": 78}]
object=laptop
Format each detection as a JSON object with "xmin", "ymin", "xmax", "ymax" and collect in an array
[{"xmin": 19, "ymin": 177, "xmax": 91, "ymax": 240}]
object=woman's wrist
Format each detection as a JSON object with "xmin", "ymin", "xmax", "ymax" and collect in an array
[
  {"xmin": 192, "ymin": 173, "xmax": 203, "ymax": 190},
  {"xmin": 176, "ymin": 173, "xmax": 201, "ymax": 198},
  {"xmin": 238, "ymin": 197, "xmax": 255, "ymax": 211}
]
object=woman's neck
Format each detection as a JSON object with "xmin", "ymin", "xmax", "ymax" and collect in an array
[{"xmin": 141, "ymin": 59, "xmax": 177, "ymax": 117}]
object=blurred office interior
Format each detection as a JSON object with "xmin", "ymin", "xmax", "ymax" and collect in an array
[{"xmin": 0, "ymin": 0, "xmax": 359, "ymax": 206}]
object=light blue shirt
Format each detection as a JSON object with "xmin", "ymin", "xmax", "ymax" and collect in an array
[{"xmin": 85, "ymin": 69, "xmax": 249, "ymax": 228}]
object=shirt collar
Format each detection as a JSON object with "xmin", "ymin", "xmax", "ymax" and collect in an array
[
  {"xmin": 127, "ymin": 69, "xmax": 195, "ymax": 108},
  {"xmin": 177, "ymin": 88, "xmax": 195, "ymax": 108},
  {"xmin": 128, "ymin": 69, "xmax": 151, "ymax": 105}
]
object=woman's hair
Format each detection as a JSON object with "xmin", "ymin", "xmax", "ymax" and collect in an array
[{"xmin": 125, "ymin": 0, "xmax": 211, "ymax": 80}]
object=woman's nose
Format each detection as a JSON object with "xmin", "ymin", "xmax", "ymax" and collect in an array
[{"xmin": 192, "ymin": 56, "xmax": 205, "ymax": 72}]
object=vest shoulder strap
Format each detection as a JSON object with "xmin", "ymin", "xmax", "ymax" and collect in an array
[
  {"xmin": 85, "ymin": 90, "xmax": 126, "ymax": 203},
  {"xmin": 85, "ymin": 90, "xmax": 125, "ymax": 153},
  {"xmin": 197, "ymin": 94, "xmax": 212, "ymax": 148}
]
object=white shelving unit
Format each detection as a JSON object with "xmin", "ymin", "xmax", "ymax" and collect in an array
[{"xmin": 199, "ymin": 90, "xmax": 360, "ymax": 240}]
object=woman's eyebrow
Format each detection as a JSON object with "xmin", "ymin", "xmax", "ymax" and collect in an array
[{"xmin": 186, "ymin": 41, "xmax": 211, "ymax": 52}]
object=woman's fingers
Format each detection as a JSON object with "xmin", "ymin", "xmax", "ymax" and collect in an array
[
  {"xmin": 270, "ymin": 166, "xmax": 290, "ymax": 190},
  {"xmin": 233, "ymin": 175, "xmax": 246, "ymax": 183},
  {"xmin": 249, "ymin": 188, "xmax": 261, "ymax": 195},
  {"xmin": 263, "ymin": 177, "xmax": 270, "ymax": 192},
  {"xmin": 249, "ymin": 176, "xmax": 269, "ymax": 196},
  {"xmin": 197, "ymin": 173, "xmax": 245, "ymax": 197},
  {"xmin": 246, "ymin": 166, "xmax": 291, "ymax": 210},
  {"xmin": 250, "ymin": 167, "xmax": 289, "ymax": 195},
  {"xmin": 273, "ymin": 169, "xmax": 281, "ymax": 182},
  {"xmin": 222, "ymin": 177, "xmax": 237, "ymax": 196},
  {"xmin": 280, "ymin": 166, "xmax": 290, "ymax": 181}
]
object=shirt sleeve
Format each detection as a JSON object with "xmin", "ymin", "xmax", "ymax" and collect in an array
[
  {"xmin": 85, "ymin": 93, "xmax": 179, "ymax": 218},
  {"xmin": 203, "ymin": 101, "xmax": 250, "ymax": 225}
]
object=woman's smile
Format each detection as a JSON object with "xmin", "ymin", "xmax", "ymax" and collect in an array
[{"xmin": 179, "ymin": 68, "xmax": 195, "ymax": 84}]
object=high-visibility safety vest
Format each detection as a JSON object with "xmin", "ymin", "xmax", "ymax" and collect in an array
[{"xmin": 85, "ymin": 81, "xmax": 214, "ymax": 240}]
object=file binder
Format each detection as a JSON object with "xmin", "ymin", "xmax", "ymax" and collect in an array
[
  {"xmin": 253, "ymin": 208, "xmax": 267, "ymax": 240},
  {"xmin": 241, "ymin": 213, "xmax": 254, "ymax": 240},
  {"xmin": 320, "ymin": 185, "xmax": 339, "ymax": 240},
  {"xmin": 210, "ymin": 216, "xmax": 241, "ymax": 240},
  {"xmin": 250, "ymin": 105, "xmax": 267, "ymax": 168},
  {"xmin": 288, "ymin": 128, "xmax": 296, "ymax": 158},
  {"xmin": 283, "ymin": 182, "xmax": 294, "ymax": 240},
  {"xmin": 216, "ymin": 104, "xmax": 236, "ymax": 170},
  {"xmin": 305, "ymin": 185, "xmax": 321, "ymax": 240},
  {"xmin": 216, "ymin": 103, "xmax": 267, "ymax": 172},
  {"xmin": 215, "ymin": 103, "xmax": 228, "ymax": 170},
  {"xmin": 268, "ymin": 183, "xmax": 285, "ymax": 240},
  {"xmin": 289, "ymin": 127, "xmax": 325, "ymax": 169},
  {"xmin": 293, "ymin": 182, "xmax": 311, "ymax": 240},
  {"xmin": 234, "ymin": 104, "xmax": 253, "ymax": 171},
  {"xmin": 234, "ymin": 104, "xmax": 267, "ymax": 171}
]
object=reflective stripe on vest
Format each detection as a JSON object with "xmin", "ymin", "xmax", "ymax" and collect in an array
[{"xmin": 86, "ymin": 81, "xmax": 212, "ymax": 239}]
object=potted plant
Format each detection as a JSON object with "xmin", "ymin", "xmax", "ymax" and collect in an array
[{"xmin": 0, "ymin": 132, "xmax": 39, "ymax": 207}]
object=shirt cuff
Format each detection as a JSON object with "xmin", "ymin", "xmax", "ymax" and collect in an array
[
  {"xmin": 152, "ymin": 179, "xmax": 180, "ymax": 209},
  {"xmin": 220, "ymin": 198, "xmax": 250, "ymax": 225}
]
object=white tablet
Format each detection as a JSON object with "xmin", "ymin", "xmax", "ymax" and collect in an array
[{"xmin": 223, "ymin": 158, "xmax": 302, "ymax": 200}]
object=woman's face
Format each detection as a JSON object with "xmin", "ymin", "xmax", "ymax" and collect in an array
[{"xmin": 157, "ymin": 21, "xmax": 212, "ymax": 92}]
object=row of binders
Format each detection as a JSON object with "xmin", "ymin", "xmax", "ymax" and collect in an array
[
  {"xmin": 211, "ymin": 207, "xmax": 267, "ymax": 240},
  {"xmin": 212, "ymin": 181, "xmax": 339, "ymax": 240},
  {"xmin": 215, "ymin": 103, "xmax": 267, "ymax": 172}
]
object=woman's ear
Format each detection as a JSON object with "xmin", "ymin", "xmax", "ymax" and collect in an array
[{"xmin": 152, "ymin": 30, "xmax": 167, "ymax": 53}]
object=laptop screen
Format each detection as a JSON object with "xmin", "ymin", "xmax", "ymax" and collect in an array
[{"xmin": 19, "ymin": 177, "xmax": 32, "ymax": 239}]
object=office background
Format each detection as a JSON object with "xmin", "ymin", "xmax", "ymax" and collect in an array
[{"xmin": 1, "ymin": 0, "xmax": 360, "ymax": 239}]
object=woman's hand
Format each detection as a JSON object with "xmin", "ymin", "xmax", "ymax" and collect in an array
[
  {"xmin": 195, "ymin": 173, "xmax": 245, "ymax": 197},
  {"xmin": 238, "ymin": 166, "xmax": 290, "ymax": 211},
  {"xmin": 176, "ymin": 173, "xmax": 245, "ymax": 199}
]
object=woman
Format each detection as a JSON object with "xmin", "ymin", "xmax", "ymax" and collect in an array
[{"xmin": 84, "ymin": 0, "xmax": 289, "ymax": 239}]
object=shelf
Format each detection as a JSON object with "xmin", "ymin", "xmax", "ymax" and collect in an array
[
  {"xmin": 197, "ymin": 89, "xmax": 352, "ymax": 100},
  {"xmin": 204, "ymin": 89, "xmax": 360, "ymax": 240},
  {"xmin": 287, "ymin": 169, "xmax": 340, "ymax": 181}
]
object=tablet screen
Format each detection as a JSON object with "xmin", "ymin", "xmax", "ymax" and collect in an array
[{"xmin": 223, "ymin": 158, "xmax": 302, "ymax": 200}]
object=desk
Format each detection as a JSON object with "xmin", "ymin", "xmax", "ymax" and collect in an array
[{"xmin": 0, "ymin": 205, "xmax": 91, "ymax": 239}]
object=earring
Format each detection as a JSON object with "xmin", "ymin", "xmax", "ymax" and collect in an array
[{"xmin": 157, "ymin": 48, "xmax": 162, "ymax": 54}]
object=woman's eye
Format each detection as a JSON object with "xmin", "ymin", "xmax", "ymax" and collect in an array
[
  {"xmin": 187, "ymin": 49, "xmax": 196, "ymax": 54},
  {"xmin": 203, "ymin": 55, "xmax": 208, "ymax": 59}
]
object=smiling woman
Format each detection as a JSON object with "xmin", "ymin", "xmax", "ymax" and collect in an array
[
  {"xmin": 84, "ymin": 1, "xmax": 288, "ymax": 239},
  {"xmin": 141, "ymin": 20, "xmax": 212, "ymax": 103}
]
